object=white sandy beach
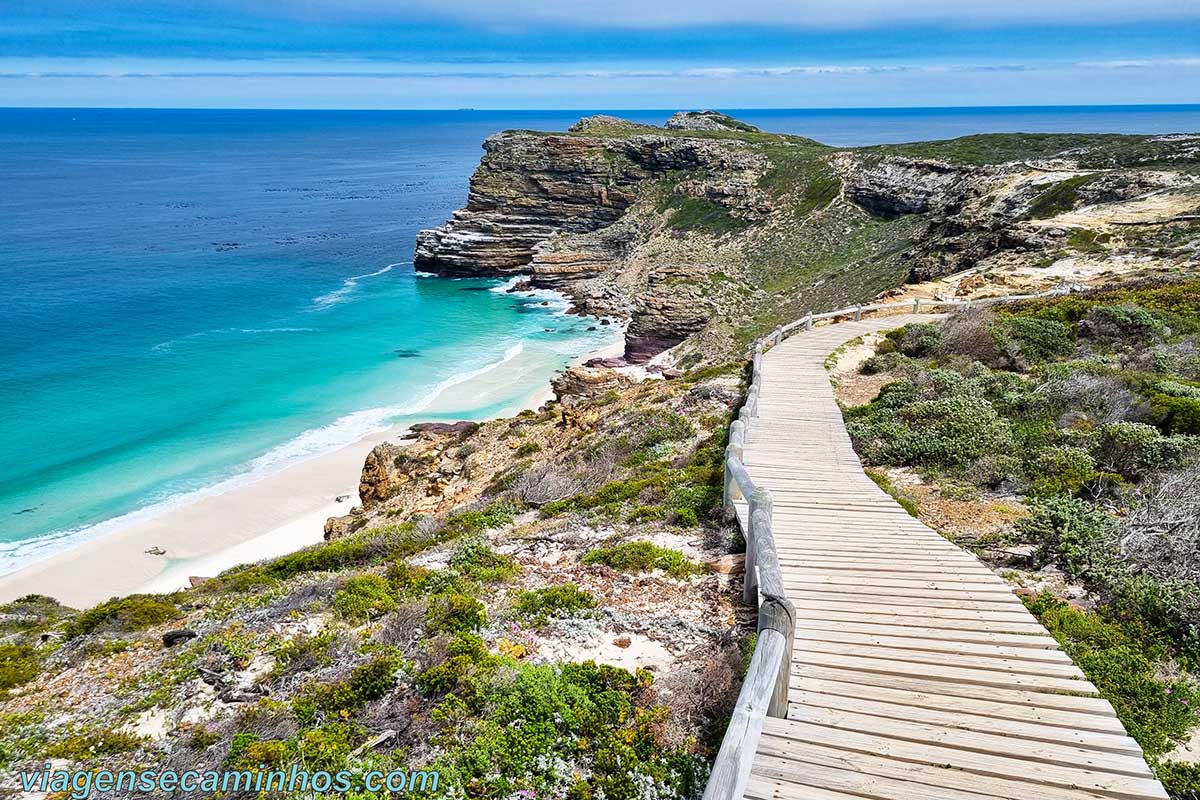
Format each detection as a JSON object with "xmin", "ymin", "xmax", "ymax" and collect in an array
[{"xmin": 0, "ymin": 329, "xmax": 625, "ymax": 609}]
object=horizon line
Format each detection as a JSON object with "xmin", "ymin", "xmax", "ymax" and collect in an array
[{"xmin": 3, "ymin": 102, "xmax": 1200, "ymax": 113}]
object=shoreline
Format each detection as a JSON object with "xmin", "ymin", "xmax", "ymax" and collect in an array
[{"xmin": 0, "ymin": 314, "xmax": 625, "ymax": 609}]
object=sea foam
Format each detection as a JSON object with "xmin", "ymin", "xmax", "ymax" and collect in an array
[{"xmin": 310, "ymin": 262, "xmax": 403, "ymax": 309}]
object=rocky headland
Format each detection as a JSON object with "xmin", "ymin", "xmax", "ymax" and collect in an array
[{"xmin": 416, "ymin": 114, "xmax": 1200, "ymax": 364}]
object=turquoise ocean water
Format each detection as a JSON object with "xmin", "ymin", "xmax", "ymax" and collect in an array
[{"xmin": 2, "ymin": 106, "xmax": 1198, "ymax": 575}]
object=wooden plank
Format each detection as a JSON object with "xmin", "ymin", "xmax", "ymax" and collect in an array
[
  {"xmin": 791, "ymin": 627, "xmax": 1072, "ymax": 662},
  {"xmin": 749, "ymin": 752, "xmax": 1122, "ymax": 800},
  {"xmin": 787, "ymin": 588, "xmax": 1027, "ymax": 610},
  {"xmin": 786, "ymin": 704, "xmax": 1149, "ymax": 771},
  {"xmin": 780, "ymin": 559, "xmax": 994, "ymax": 573},
  {"xmin": 793, "ymin": 639, "xmax": 1086, "ymax": 679},
  {"xmin": 793, "ymin": 663, "xmax": 1117, "ymax": 714},
  {"xmin": 792, "ymin": 618, "xmax": 1061, "ymax": 648},
  {"xmin": 750, "ymin": 740, "xmax": 1149, "ymax": 800},
  {"xmin": 791, "ymin": 598, "xmax": 1039, "ymax": 623},
  {"xmin": 789, "ymin": 606, "xmax": 1050, "ymax": 634},
  {"xmin": 791, "ymin": 651, "xmax": 1098, "ymax": 695},
  {"xmin": 789, "ymin": 676, "xmax": 1127, "ymax": 733},
  {"xmin": 760, "ymin": 718, "xmax": 1166, "ymax": 798},
  {"xmin": 784, "ymin": 573, "xmax": 1015, "ymax": 591},
  {"xmin": 787, "ymin": 690, "xmax": 1140, "ymax": 753}
]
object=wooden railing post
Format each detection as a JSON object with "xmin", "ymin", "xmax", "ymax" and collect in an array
[
  {"xmin": 913, "ymin": 298, "xmax": 921, "ymax": 313},
  {"xmin": 751, "ymin": 507, "xmax": 795, "ymax": 719},
  {"xmin": 804, "ymin": 311, "xmax": 813, "ymax": 330},
  {"xmin": 743, "ymin": 487, "xmax": 772, "ymax": 604},
  {"xmin": 853, "ymin": 304, "xmax": 863, "ymax": 321},
  {"xmin": 724, "ymin": 422, "xmax": 746, "ymax": 508}
]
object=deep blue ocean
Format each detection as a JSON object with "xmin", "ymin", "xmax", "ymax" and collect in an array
[{"xmin": 2, "ymin": 105, "xmax": 1199, "ymax": 574}]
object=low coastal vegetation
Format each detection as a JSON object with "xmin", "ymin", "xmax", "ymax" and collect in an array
[
  {"xmin": 837, "ymin": 277, "xmax": 1200, "ymax": 794},
  {"xmin": 0, "ymin": 362, "xmax": 749, "ymax": 798}
]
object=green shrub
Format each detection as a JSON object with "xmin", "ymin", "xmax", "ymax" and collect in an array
[
  {"xmin": 425, "ymin": 593, "xmax": 487, "ymax": 634},
  {"xmin": 420, "ymin": 569, "xmax": 472, "ymax": 597},
  {"xmin": 292, "ymin": 654, "xmax": 400, "ymax": 726},
  {"xmin": 872, "ymin": 379, "xmax": 920, "ymax": 408},
  {"xmin": 1018, "ymin": 496, "xmax": 1116, "ymax": 579},
  {"xmin": 211, "ymin": 524, "xmax": 422, "ymax": 591},
  {"xmin": 581, "ymin": 541, "xmax": 704, "ymax": 579},
  {"xmin": 386, "ymin": 561, "xmax": 432, "ymax": 592},
  {"xmin": 966, "ymin": 453, "xmax": 1024, "ymax": 487},
  {"xmin": 1155, "ymin": 759, "xmax": 1200, "ymax": 797},
  {"xmin": 1027, "ymin": 174, "xmax": 1098, "ymax": 218},
  {"xmin": 636, "ymin": 410, "xmax": 697, "ymax": 449},
  {"xmin": 1083, "ymin": 303, "xmax": 1166, "ymax": 341},
  {"xmin": 64, "ymin": 595, "xmax": 182, "ymax": 639},
  {"xmin": 449, "ymin": 538, "xmax": 520, "ymax": 583},
  {"xmin": 225, "ymin": 734, "xmax": 289, "ymax": 770},
  {"xmin": 45, "ymin": 726, "xmax": 143, "ymax": 760},
  {"xmin": 415, "ymin": 632, "xmax": 498, "ymax": 702},
  {"xmin": 1151, "ymin": 393, "xmax": 1200, "ymax": 435},
  {"xmin": 1024, "ymin": 446, "xmax": 1098, "ymax": 496},
  {"xmin": 887, "ymin": 323, "xmax": 943, "ymax": 357},
  {"xmin": 1095, "ymin": 422, "xmax": 1197, "ymax": 479},
  {"xmin": 889, "ymin": 395, "xmax": 1013, "ymax": 468},
  {"xmin": 664, "ymin": 481, "xmax": 722, "ymax": 527},
  {"xmin": 273, "ymin": 629, "xmax": 336, "ymax": 676},
  {"xmin": 1001, "ymin": 317, "xmax": 1076, "ymax": 362},
  {"xmin": 1110, "ymin": 574, "xmax": 1200, "ymax": 661},
  {"xmin": 658, "ymin": 192, "xmax": 749, "ymax": 235},
  {"xmin": 543, "ymin": 441, "xmax": 721, "ymax": 527},
  {"xmin": 516, "ymin": 441, "xmax": 542, "ymax": 457},
  {"xmin": 296, "ymin": 722, "xmax": 359, "ymax": 773},
  {"xmin": 332, "ymin": 574, "xmax": 397, "ymax": 621},
  {"xmin": 514, "ymin": 584, "xmax": 598, "ymax": 627},
  {"xmin": 424, "ymin": 657, "xmax": 692, "ymax": 798},
  {"xmin": 859, "ymin": 351, "xmax": 910, "ymax": 375},
  {"xmin": 1025, "ymin": 593, "xmax": 1200, "ymax": 757},
  {"xmin": 0, "ymin": 644, "xmax": 40, "ymax": 693},
  {"xmin": 189, "ymin": 726, "xmax": 220, "ymax": 750},
  {"xmin": 1156, "ymin": 380, "xmax": 1200, "ymax": 400},
  {"xmin": 442, "ymin": 500, "xmax": 522, "ymax": 538},
  {"xmin": 0, "ymin": 595, "xmax": 70, "ymax": 635}
]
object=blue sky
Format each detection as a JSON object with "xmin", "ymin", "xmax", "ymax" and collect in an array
[{"xmin": 2, "ymin": 1, "xmax": 1199, "ymax": 108}]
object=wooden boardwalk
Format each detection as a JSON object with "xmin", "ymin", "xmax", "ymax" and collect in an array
[{"xmin": 734, "ymin": 315, "xmax": 1167, "ymax": 800}]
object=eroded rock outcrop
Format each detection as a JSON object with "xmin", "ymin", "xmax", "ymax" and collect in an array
[
  {"xmin": 665, "ymin": 110, "xmax": 760, "ymax": 133},
  {"xmin": 552, "ymin": 365, "xmax": 634, "ymax": 405},
  {"xmin": 833, "ymin": 153, "xmax": 969, "ymax": 218}
]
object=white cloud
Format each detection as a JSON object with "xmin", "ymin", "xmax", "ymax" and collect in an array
[
  {"xmin": 4, "ymin": 56, "xmax": 1199, "ymax": 81},
  {"xmin": 223, "ymin": 0, "xmax": 1199, "ymax": 28}
]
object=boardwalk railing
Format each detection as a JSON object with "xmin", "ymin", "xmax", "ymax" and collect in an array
[{"xmin": 703, "ymin": 284, "xmax": 1075, "ymax": 800}]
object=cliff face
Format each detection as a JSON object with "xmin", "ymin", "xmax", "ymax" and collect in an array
[
  {"xmin": 415, "ymin": 116, "xmax": 1200, "ymax": 363},
  {"xmin": 413, "ymin": 134, "xmax": 644, "ymax": 275}
]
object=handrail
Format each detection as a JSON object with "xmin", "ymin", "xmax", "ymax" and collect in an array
[
  {"xmin": 776, "ymin": 285, "xmax": 1075, "ymax": 342},
  {"xmin": 703, "ymin": 281, "xmax": 1077, "ymax": 799}
]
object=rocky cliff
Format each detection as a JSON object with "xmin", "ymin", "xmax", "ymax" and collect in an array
[{"xmin": 415, "ymin": 115, "xmax": 1200, "ymax": 363}]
